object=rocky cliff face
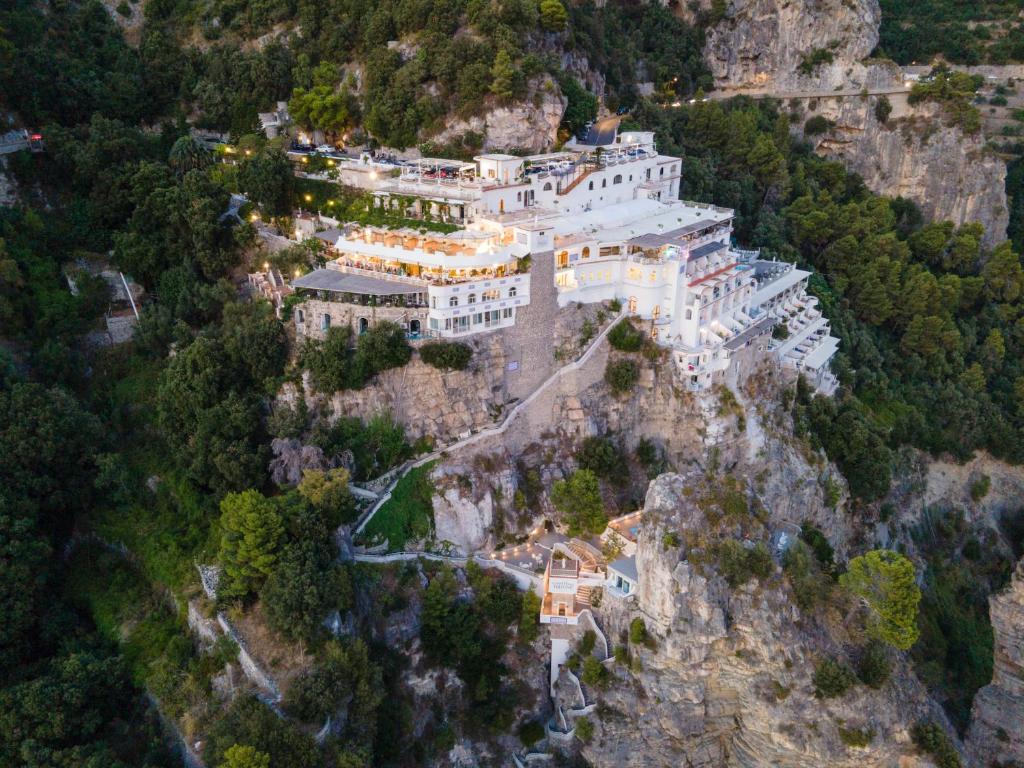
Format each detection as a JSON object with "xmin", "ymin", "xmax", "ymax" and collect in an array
[
  {"xmin": 808, "ymin": 97, "xmax": 1010, "ymax": 246},
  {"xmin": 581, "ymin": 472, "xmax": 947, "ymax": 768},
  {"xmin": 704, "ymin": 0, "xmax": 881, "ymax": 92},
  {"xmin": 967, "ymin": 556, "xmax": 1024, "ymax": 765},
  {"xmin": 430, "ymin": 75, "xmax": 567, "ymax": 153}
]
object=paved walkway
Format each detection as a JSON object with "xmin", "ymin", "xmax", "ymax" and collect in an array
[
  {"xmin": 500, "ymin": 250, "xmax": 558, "ymax": 402},
  {"xmin": 353, "ymin": 303, "xmax": 624, "ymax": 537},
  {"xmin": 706, "ymin": 85, "xmax": 912, "ymax": 102}
]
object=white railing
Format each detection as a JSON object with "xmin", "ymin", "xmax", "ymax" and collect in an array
[{"xmin": 353, "ymin": 309, "xmax": 627, "ymax": 537}]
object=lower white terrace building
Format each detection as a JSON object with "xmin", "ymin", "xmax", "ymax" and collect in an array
[{"xmin": 287, "ymin": 128, "xmax": 838, "ymax": 389}]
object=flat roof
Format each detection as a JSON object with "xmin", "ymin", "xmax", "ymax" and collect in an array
[
  {"xmin": 610, "ymin": 556, "xmax": 638, "ymax": 582},
  {"xmin": 475, "ymin": 153, "xmax": 520, "ymax": 161},
  {"xmin": 291, "ymin": 268, "xmax": 424, "ymax": 295},
  {"xmin": 626, "ymin": 220, "xmax": 724, "ymax": 249},
  {"xmin": 313, "ymin": 227, "xmax": 343, "ymax": 244},
  {"xmin": 690, "ymin": 240, "xmax": 729, "ymax": 260}
]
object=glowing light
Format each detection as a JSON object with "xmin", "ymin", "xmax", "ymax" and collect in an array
[
  {"xmin": 245, "ymin": 149, "xmax": 252, "ymax": 156},
  {"xmin": 302, "ymin": 156, "xmax": 309, "ymax": 163},
  {"xmin": 294, "ymin": 269, "xmax": 301, "ymax": 278},
  {"xmin": 304, "ymin": 194, "xmax": 313, "ymax": 202},
  {"xmin": 369, "ymin": 171, "xmax": 378, "ymax": 181},
  {"xmin": 263, "ymin": 262, "xmax": 270, "ymax": 271},
  {"xmin": 250, "ymin": 213, "xmax": 259, "ymax": 222}
]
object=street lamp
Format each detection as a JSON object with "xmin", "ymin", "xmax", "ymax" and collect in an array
[{"xmin": 304, "ymin": 194, "xmax": 312, "ymax": 202}]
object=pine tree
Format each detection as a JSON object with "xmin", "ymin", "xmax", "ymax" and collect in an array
[
  {"xmin": 839, "ymin": 550, "xmax": 921, "ymax": 650},
  {"xmin": 538, "ymin": 0, "xmax": 567, "ymax": 31},
  {"xmin": 217, "ymin": 490, "xmax": 284, "ymax": 602},
  {"xmin": 490, "ymin": 49, "xmax": 516, "ymax": 100}
]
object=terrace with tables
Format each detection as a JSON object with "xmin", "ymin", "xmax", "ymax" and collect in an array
[{"xmin": 315, "ymin": 226, "xmax": 526, "ymax": 285}]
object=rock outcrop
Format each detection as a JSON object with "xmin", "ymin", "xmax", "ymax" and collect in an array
[
  {"xmin": 807, "ymin": 96, "xmax": 1009, "ymax": 246},
  {"xmin": 704, "ymin": 0, "xmax": 881, "ymax": 92},
  {"xmin": 583, "ymin": 472, "xmax": 947, "ymax": 768},
  {"xmin": 430, "ymin": 75, "xmax": 567, "ymax": 153},
  {"xmin": 967, "ymin": 556, "xmax": 1024, "ymax": 765},
  {"xmin": 430, "ymin": 463, "xmax": 518, "ymax": 553}
]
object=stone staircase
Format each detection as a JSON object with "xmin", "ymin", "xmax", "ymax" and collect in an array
[{"xmin": 575, "ymin": 585, "xmax": 592, "ymax": 608}]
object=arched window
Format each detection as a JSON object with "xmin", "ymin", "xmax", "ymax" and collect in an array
[
  {"xmin": 509, "ymin": 286, "xmax": 517, "ymax": 297},
  {"xmin": 321, "ymin": 314, "xmax": 331, "ymax": 330},
  {"xmin": 296, "ymin": 309, "xmax": 304, "ymax": 324},
  {"xmin": 468, "ymin": 293, "xmax": 476, "ymax": 304},
  {"xmin": 659, "ymin": 167, "xmax": 664, "ymax": 176},
  {"xmin": 602, "ymin": 179, "xmax": 607, "ymax": 188},
  {"xmin": 613, "ymin": 174, "xmax": 622, "ymax": 185},
  {"xmin": 543, "ymin": 182, "xmax": 552, "ymax": 191},
  {"xmin": 557, "ymin": 251, "xmax": 569, "ymax": 268},
  {"xmin": 449, "ymin": 296, "xmax": 459, "ymax": 307},
  {"xmin": 582, "ymin": 247, "xmax": 590, "ymax": 259},
  {"xmin": 358, "ymin": 317, "xmax": 369, "ymax": 334},
  {"xmin": 588, "ymin": 181, "xmax": 594, "ymax": 190}
]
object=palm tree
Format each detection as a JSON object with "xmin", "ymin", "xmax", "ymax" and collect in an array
[{"xmin": 168, "ymin": 135, "xmax": 212, "ymax": 177}]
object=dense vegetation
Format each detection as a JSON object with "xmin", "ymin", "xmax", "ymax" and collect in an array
[
  {"xmin": 2, "ymin": 0, "xmax": 1023, "ymax": 760},
  {"xmin": 877, "ymin": 0, "xmax": 1024, "ymax": 65},
  {"xmin": 637, "ymin": 96, "xmax": 1024, "ymax": 499}
]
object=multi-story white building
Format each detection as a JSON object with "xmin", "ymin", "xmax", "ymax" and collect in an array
[{"xmin": 288, "ymin": 126, "xmax": 838, "ymax": 389}]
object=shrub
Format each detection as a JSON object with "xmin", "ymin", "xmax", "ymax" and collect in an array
[
  {"xmin": 608, "ymin": 319, "xmax": 645, "ymax": 352},
  {"xmin": 581, "ymin": 654, "xmax": 608, "ymax": 688},
  {"xmin": 579, "ymin": 630, "xmax": 596, "ymax": 656},
  {"xmin": 856, "ymin": 640, "xmax": 891, "ymax": 689},
  {"xmin": 874, "ymin": 95, "xmax": 892, "ymax": 124},
  {"xmin": 518, "ymin": 590, "xmax": 541, "ymax": 644},
  {"xmin": 838, "ymin": 725, "xmax": 874, "ymax": 748},
  {"xmin": 551, "ymin": 469, "xmax": 607, "ymax": 536},
  {"xmin": 116, "ymin": 0, "xmax": 132, "ymax": 15},
  {"xmin": 798, "ymin": 47, "xmax": 834, "ymax": 75},
  {"xmin": 419, "ymin": 341, "xmax": 473, "ymax": 371},
  {"xmin": 716, "ymin": 539, "xmax": 774, "ymax": 587},
  {"xmin": 574, "ymin": 716, "xmax": 594, "ymax": 743},
  {"xmin": 517, "ymin": 720, "xmax": 544, "ymax": 746},
  {"xmin": 662, "ymin": 531, "xmax": 680, "ymax": 550},
  {"xmin": 969, "ymin": 474, "xmax": 991, "ymax": 501},
  {"xmin": 804, "ymin": 115, "xmax": 834, "ymax": 135},
  {"xmin": 813, "ymin": 658, "xmax": 855, "ymax": 698},
  {"xmin": 357, "ymin": 321, "xmax": 412, "ymax": 374},
  {"xmin": 577, "ymin": 436, "xmax": 626, "ymax": 482},
  {"xmin": 783, "ymin": 540, "xmax": 831, "ymax": 611},
  {"xmin": 605, "ymin": 358, "xmax": 639, "ymax": 395},
  {"xmin": 800, "ymin": 524, "xmax": 836, "ymax": 574},
  {"xmin": 911, "ymin": 721, "xmax": 962, "ymax": 768},
  {"xmin": 629, "ymin": 617, "xmax": 647, "ymax": 645}
]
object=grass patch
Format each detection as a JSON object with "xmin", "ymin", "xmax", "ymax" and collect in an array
[{"xmin": 362, "ymin": 461, "xmax": 437, "ymax": 550}]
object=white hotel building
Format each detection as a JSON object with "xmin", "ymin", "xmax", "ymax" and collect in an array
[{"xmin": 289, "ymin": 129, "xmax": 838, "ymax": 392}]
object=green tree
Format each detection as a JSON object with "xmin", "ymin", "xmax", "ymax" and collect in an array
[
  {"xmin": 261, "ymin": 538, "xmax": 350, "ymax": 642},
  {"xmin": 605, "ymin": 358, "xmax": 639, "ymax": 395},
  {"xmin": 813, "ymin": 657, "xmax": 856, "ymax": 698},
  {"xmin": 169, "ymin": 135, "xmax": 212, "ymax": 177},
  {"xmin": 218, "ymin": 490, "xmax": 284, "ymax": 602},
  {"xmin": 538, "ymin": 0, "xmax": 568, "ymax": 31},
  {"xmin": 490, "ymin": 49, "xmax": 516, "ymax": 100},
  {"xmin": 357, "ymin": 320, "xmax": 412, "ymax": 374},
  {"xmin": 840, "ymin": 550, "xmax": 921, "ymax": 650},
  {"xmin": 550, "ymin": 469, "xmax": 606, "ymax": 535},
  {"xmin": 296, "ymin": 467, "xmax": 356, "ymax": 526},
  {"xmin": 238, "ymin": 149, "xmax": 294, "ymax": 217},
  {"xmin": 221, "ymin": 744, "xmax": 270, "ymax": 768}
]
